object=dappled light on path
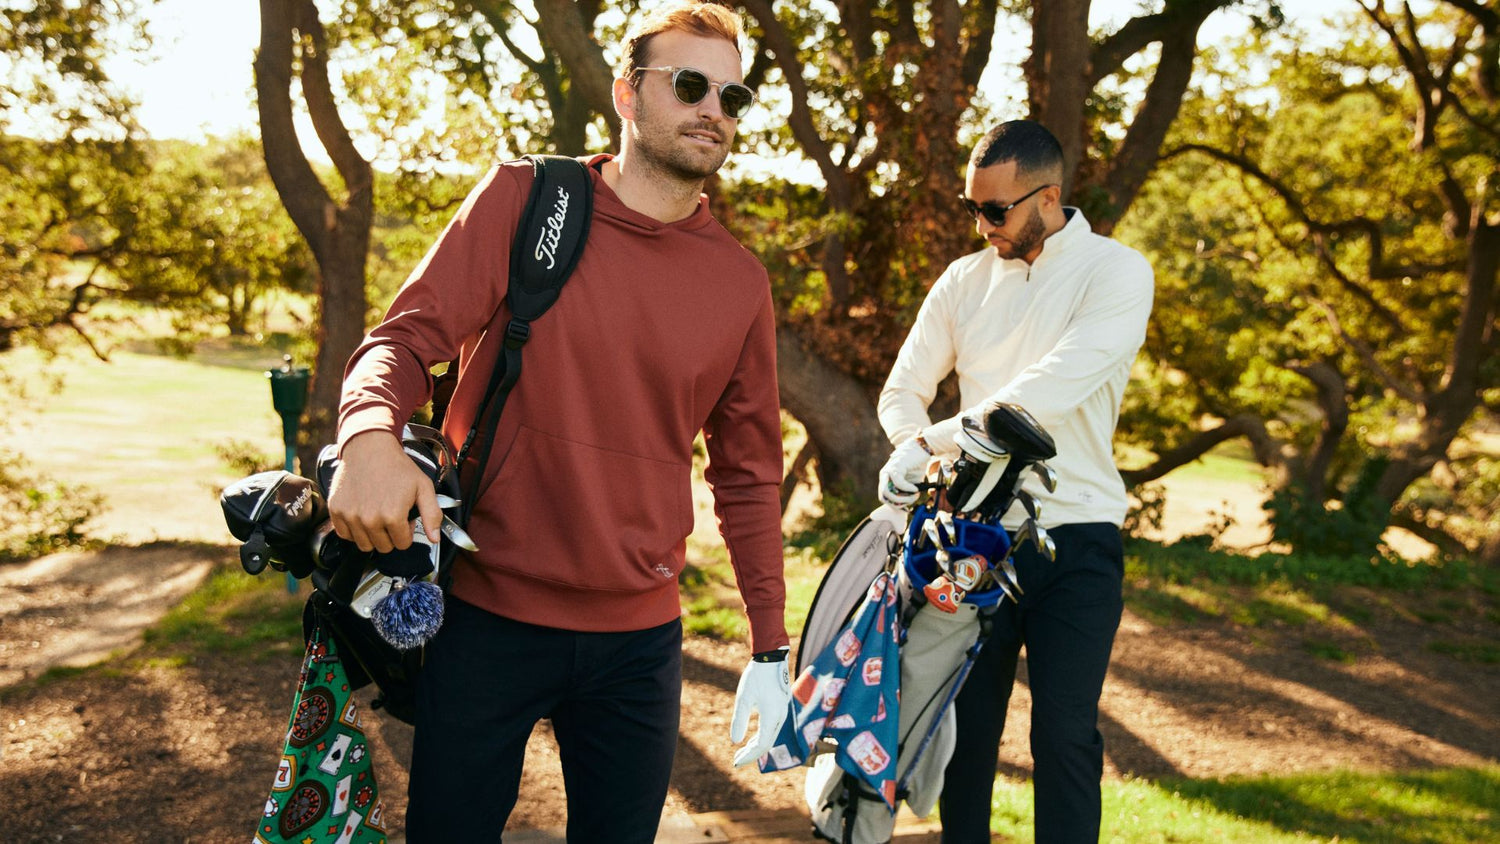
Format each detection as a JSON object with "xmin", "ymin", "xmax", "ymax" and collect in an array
[{"xmin": 0, "ymin": 542, "xmax": 214, "ymax": 686}]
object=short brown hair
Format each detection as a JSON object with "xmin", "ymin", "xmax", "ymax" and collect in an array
[{"xmin": 622, "ymin": 1, "xmax": 743, "ymax": 84}]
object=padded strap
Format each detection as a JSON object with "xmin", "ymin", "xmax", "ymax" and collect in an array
[{"xmin": 455, "ymin": 154, "xmax": 593, "ymax": 521}]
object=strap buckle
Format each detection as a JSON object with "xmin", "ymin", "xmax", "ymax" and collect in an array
[{"xmin": 504, "ymin": 317, "xmax": 531, "ymax": 349}]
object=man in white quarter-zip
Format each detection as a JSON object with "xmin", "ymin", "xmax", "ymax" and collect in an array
[{"xmin": 876, "ymin": 120, "xmax": 1155, "ymax": 843}]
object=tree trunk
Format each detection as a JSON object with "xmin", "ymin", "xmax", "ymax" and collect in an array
[
  {"xmin": 1286, "ymin": 360, "xmax": 1350, "ymax": 502},
  {"xmin": 1479, "ymin": 530, "xmax": 1500, "ymax": 567},
  {"xmin": 1374, "ymin": 220, "xmax": 1498, "ymax": 506},
  {"xmin": 906, "ymin": 0, "xmax": 974, "ymax": 273},
  {"xmin": 303, "ymin": 225, "xmax": 372, "ymax": 470},
  {"xmin": 227, "ymin": 285, "xmax": 249, "ymax": 336},
  {"xmin": 256, "ymin": 0, "xmax": 373, "ymax": 473},
  {"xmin": 1027, "ymin": 0, "xmax": 1092, "ymax": 196},
  {"xmin": 780, "ymin": 439, "xmax": 815, "ymax": 513},
  {"xmin": 776, "ymin": 330, "xmax": 888, "ymax": 508},
  {"xmin": 531, "ymin": 0, "xmax": 621, "ymax": 150}
]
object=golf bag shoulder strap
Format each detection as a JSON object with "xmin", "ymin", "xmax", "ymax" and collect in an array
[
  {"xmin": 453, "ymin": 154, "xmax": 593, "ymax": 517},
  {"xmin": 429, "ymin": 154, "xmax": 592, "ymax": 432}
]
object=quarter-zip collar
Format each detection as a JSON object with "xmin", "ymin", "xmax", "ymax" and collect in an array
[{"xmin": 999, "ymin": 207, "xmax": 1090, "ymax": 281}]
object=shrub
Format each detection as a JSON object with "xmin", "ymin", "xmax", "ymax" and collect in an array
[
  {"xmin": 0, "ymin": 448, "xmax": 102, "ymax": 562},
  {"xmin": 1265, "ymin": 468, "xmax": 1389, "ymax": 558}
]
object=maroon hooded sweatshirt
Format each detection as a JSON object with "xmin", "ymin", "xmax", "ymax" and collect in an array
[{"xmin": 338, "ymin": 155, "xmax": 788, "ymax": 651}]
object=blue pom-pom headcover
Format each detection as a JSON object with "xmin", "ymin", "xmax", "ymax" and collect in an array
[
  {"xmin": 902, "ymin": 505, "xmax": 1012, "ymax": 608},
  {"xmin": 371, "ymin": 579, "xmax": 446, "ymax": 650}
]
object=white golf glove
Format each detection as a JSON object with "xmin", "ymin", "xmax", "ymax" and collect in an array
[
  {"xmin": 954, "ymin": 411, "xmax": 1008, "ymax": 463},
  {"xmin": 729, "ymin": 647, "xmax": 792, "ymax": 767},
  {"xmin": 878, "ymin": 435, "xmax": 934, "ymax": 509}
]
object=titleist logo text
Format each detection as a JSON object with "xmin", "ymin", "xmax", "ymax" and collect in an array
[{"xmin": 533, "ymin": 186, "xmax": 571, "ymax": 270}]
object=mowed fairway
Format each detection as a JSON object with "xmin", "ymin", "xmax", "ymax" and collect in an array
[{"xmin": 2, "ymin": 345, "xmax": 287, "ymax": 543}]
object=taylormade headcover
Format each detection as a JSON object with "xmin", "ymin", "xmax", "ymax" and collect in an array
[{"xmin": 220, "ymin": 471, "xmax": 327, "ymax": 577}]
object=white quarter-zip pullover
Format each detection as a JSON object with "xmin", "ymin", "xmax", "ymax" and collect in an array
[{"xmin": 878, "ymin": 208, "xmax": 1155, "ymax": 527}]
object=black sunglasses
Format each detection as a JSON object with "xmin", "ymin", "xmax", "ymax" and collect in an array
[
  {"xmin": 958, "ymin": 184, "xmax": 1055, "ymax": 227},
  {"xmin": 635, "ymin": 66, "xmax": 755, "ymax": 119}
]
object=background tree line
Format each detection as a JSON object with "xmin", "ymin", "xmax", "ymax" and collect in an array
[{"xmin": 3, "ymin": 0, "xmax": 1495, "ymax": 564}]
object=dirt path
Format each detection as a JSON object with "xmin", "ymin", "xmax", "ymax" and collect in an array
[
  {"xmin": 0, "ymin": 543, "xmax": 216, "ymax": 687},
  {"xmin": 0, "ymin": 406, "xmax": 1483, "ymax": 840},
  {"xmin": 2, "ymin": 535, "xmax": 1496, "ymax": 842}
]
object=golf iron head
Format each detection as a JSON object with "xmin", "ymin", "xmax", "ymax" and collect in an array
[
  {"xmin": 1030, "ymin": 461, "xmax": 1058, "ymax": 493},
  {"xmin": 440, "ymin": 517, "xmax": 479, "ymax": 552},
  {"xmin": 1000, "ymin": 553, "xmax": 1023, "ymax": 595},
  {"xmin": 1013, "ymin": 489, "xmax": 1040, "ymax": 523},
  {"xmin": 1011, "ymin": 519, "xmax": 1036, "ymax": 551},
  {"xmin": 936, "ymin": 509, "xmax": 956, "ymax": 538},
  {"xmin": 922, "ymin": 517, "xmax": 948, "ymax": 551},
  {"xmin": 1032, "ymin": 523, "xmax": 1058, "ymax": 562},
  {"xmin": 993, "ymin": 571, "xmax": 1019, "ymax": 604}
]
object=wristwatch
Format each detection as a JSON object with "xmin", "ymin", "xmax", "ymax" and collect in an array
[{"xmin": 752, "ymin": 645, "xmax": 791, "ymax": 663}]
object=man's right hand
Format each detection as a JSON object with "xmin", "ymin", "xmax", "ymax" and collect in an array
[{"xmin": 327, "ymin": 431, "xmax": 443, "ymax": 553}]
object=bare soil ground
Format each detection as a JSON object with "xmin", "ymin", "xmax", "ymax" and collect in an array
[
  {"xmin": 2, "ymin": 532, "xmax": 1496, "ymax": 843},
  {"xmin": 0, "ymin": 357, "xmax": 1488, "ymax": 840}
]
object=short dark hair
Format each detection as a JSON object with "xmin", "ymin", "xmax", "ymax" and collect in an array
[{"xmin": 970, "ymin": 120, "xmax": 1064, "ymax": 182}]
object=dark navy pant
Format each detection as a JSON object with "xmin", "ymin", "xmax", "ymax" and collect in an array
[
  {"xmin": 939, "ymin": 523, "xmax": 1124, "ymax": 844},
  {"xmin": 406, "ymin": 596, "xmax": 682, "ymax": 843}
]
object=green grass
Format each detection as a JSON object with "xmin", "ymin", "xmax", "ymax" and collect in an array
[
  {"xmin": 1124, "ymin": 538, "xmax": 1487, "ymax": 591},
  {"xmin": 1301, "ymin": 638, "xmax": 1357, "ymax": 663},
  {"xmin": 1, "ymin": 344, "xmax": 288, "ymax": 543},
  {"xmin": 1427, "ymin": 639, "xmax": 1500, "ymax": 664},
  {"xmin": 1120, "ymin": 538, "xmax": 1498, "ymax": 661},
  {"xmin": 782, "ymin": 544, "xmax": 829, "ymax": 636},
  {"xmin": 1170, "ymin": 450, "xmax": 1268, "ymax": 487},
  {"xmin": 679, "ymin": 546, "xmax": 750, "ymax": 640},
  {"xmin": 141, "ymin": 565, "xmax": 305, "ymax": 662},
  {"xmin": 679, "ymin": 523, "xmax": 857, "ymax": 642},
  {"xmin": 987, "ymin": 767, "xmax": 1500, "ymax": 842},
  {"xmin": 8, "ymin": 345, "xmax": 282, "ymax": 428}
]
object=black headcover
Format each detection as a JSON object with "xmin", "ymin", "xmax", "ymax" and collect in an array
[
  {"xmin": 945, "ymin": 402, "xmax": 1057, "ymax": 519},
  {"xmin": 982, "ymin": 401, "xmax": 1056, "ymax": 462},
  {"xmin": 220, "ymin": 470, "xmax": 327, "ymax": 578}
]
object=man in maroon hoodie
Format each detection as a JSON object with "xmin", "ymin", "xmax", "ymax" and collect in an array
[{"xmin": 326, "ymin": 3, "xmax": 791, "ymax": 839}]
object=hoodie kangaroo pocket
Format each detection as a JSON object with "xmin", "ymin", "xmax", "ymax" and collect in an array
[{"xmin": 487, "ymin": 425, "xmax": 692, "ymax": 591}]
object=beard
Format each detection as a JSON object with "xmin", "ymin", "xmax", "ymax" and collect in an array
[
  {"xmin": 991, "ymin": 205, "xmax": 1047, "ymax": 260},
  {"xmin": 630, "ymin": 94, "xmax": 732, "ymax": 182}
]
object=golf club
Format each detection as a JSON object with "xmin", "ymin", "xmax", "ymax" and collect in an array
[
  {"xmin": 958, "ymin": 456, "xmax": 1009, "ymax": 515},
  {"xmin": 1030, "ymin": 461, "xmax": 1058, "ymax": 493},
  {"xmin": 999, "ymin": 555, "xmax": 1023, "ymax": 596},
  {"xmin": 922, "ymin": 517, "xmax": 947, "ymax": 551},
  {"xmin": 1013, "ymin": 489, "xmax": 1040, "ymax": 523},
  {"xmin": 1032, "ymin": 523, "xmax": 1058, "ymax": 562}
]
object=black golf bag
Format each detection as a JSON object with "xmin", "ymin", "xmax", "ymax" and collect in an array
[{"xmin": 221, "ymin": 425, "xmax": 461, "ymax": 724}]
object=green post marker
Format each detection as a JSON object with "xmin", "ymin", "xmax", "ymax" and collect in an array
[{"xmin": 267, "ymin": 354, "xmax": 311, "ymax": 593}]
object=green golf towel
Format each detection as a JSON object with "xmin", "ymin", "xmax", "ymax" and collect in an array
[{"xmin": 255, "ymin": 629, "xmax": 388, "ymax": 843}]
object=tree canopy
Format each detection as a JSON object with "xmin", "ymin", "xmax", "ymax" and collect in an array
[
  {"xmin": 1121, "ymin": 0, "xmax": 1498, "ymax": 559},
  {"xmin": 7, "ymin": 0, "xmax": 1494, "ymax": 563}
]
